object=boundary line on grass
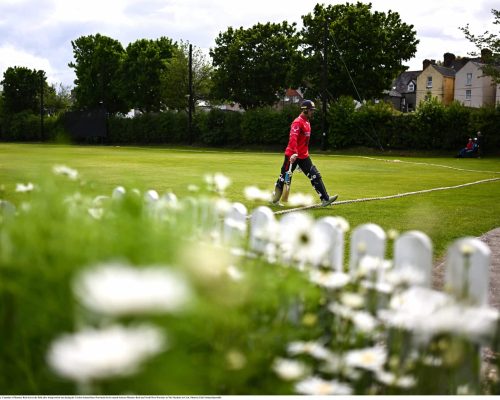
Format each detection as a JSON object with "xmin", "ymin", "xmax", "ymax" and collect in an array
[
  {"xmin": 273, "ymin": 177, "xmax": 500, "ymax": 216},
  {"xmin": 325, "ymin": 155, "xmax": 500, "ymax": 175}
]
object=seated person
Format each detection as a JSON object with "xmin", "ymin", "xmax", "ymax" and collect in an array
[{"xmin": 457, "ymin": 138, "xmax": 478, "ymax": 158}]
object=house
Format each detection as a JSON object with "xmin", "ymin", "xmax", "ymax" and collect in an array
[
  {"xmin": 276, "ymin": 88, "xmax": 303, "ymax": 109},
  {"xmin": 385, "ymin": 70, "xmax": 420, "ymax": 112},
  {"xmin": 454, "ymin": 60, "xmax": 497, "ymax": 107},
  {"xmin": 415, "ymin": 53, "xmax": 475, "ymax": 106},
  {"xmin": 416, "ymin": 60, "xmax": 457, "ymax": 106}
]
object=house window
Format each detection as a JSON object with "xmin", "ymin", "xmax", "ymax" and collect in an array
[
  {"xmin": 426, "ymin": 76, "xmax": 432, "ymax": 88},
  {"xmin": 466, "ymin": 90, "xmax": 471, "ymax": 100},
  {"xmin": 466, "ymin": 73, "xmax": 472, "ymax": 86},
  {"xmin": 408, "ymin": 82, "xmax": 415, "ymax": 92}
]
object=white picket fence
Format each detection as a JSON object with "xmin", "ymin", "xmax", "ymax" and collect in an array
[
  {"xmin": 220, "ymin": 202, "xmax": 493, "ymax": 309},
  {"xmin": 210, "ymin": 203, "xmax": 499, "ymax": 337},
  {"xmin": 217, "ymin": 201, "xmax": 500, "ymax": 379}
]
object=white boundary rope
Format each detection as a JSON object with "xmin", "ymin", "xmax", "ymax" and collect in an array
[
  {"xmin": 144, "ymin": 149, "xmax": 500, "ymax": 217},
  {"xmin": 272, "ymin": 156, "xmax": 500, "ymax": 215},
  {"xmin": 274, "ymin": 177, "xmax": 500, "ymax": 216}
]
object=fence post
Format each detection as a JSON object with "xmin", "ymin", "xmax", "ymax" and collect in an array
[
  {"xmin": 249, "ymin": 206, "xmax": 276, "ymax": 255},
  {"xmin": 349, "ymin": 223, "xmax": 386, "ymax": 277},
  {"xmin": 223, "ymin": 202, "xmax": 248, "ymax": 246},
  {"xmin": 394, "ymin": 230, "xmax": 433, "ymax": 287},
  {"xmin": 310, "ymin": 216, "xmax": 347, "ymax": 270},
  {"xmin": 444, "ymin": 237, "xmax": 491, "ymax": 306}
]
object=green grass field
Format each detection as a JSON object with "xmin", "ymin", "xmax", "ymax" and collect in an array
[
  {"xmin": 1, "ymin": 142, "xmax": 499, "ymax": 258},
  {"xmin": 2, "ymin": 142, "xmax": 500, "ymax": 395}
]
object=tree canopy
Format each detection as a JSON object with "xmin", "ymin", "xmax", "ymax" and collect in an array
[
  {"xmin": 69, "ymin": 34, "xmax": 127, "ymax": 113},
  {"xmin": 300, "ymin": 2, "xmax": 419, "ymax": 101},
  {"xmin": 210, "ymin": 21, "xmax": 300, "ymax": 109},
  {"xmin": 460, "ymin": 9, "xmax": 500, "ymax": 84},
  {"xmin": 121, "ymin": 37, "xmax": 177, "ymax": 112},
  {"xmin": 1, "ymin": 66, "xmax": 44, "ymax": 114}
]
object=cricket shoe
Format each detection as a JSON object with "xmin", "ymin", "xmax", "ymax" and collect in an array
[
  {"xmin": 270, "ymin": 200, "xmax": 284, "ymax": 207},
  {"xmin": 321, "ymin": 194, "xmax": 338, "ymax": 207}
]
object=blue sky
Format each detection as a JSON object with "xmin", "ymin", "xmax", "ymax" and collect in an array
[{"xmin": 0, "ymin": 0, "xmax": 497, "ymax": 88}]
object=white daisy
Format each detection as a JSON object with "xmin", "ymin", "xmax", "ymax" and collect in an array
[
  {"xmin": 344, "ymin": 346, "xmax": 387, "ymax": 372},
  {"xmin": 376, "ymin": 370, "xmax": 416, "ymax": 388},
  {"xmin": 309, "ymin": 270, "xmax": 350, "ymax": 289},
  {"xmin": 358, "ymin": 255, "xmax": 383, "ymax": 278},
  {"xmin": 47, "ymin": 324, "xmax": 166, "ymax": 383},
  {"xmin": 377, "ymin": 286, "xmax": 451, "ymax": 332},
  {"xmin": 331, "ymin": 216, "xmax": 350, "ymax": 232},
  {"xmin": 53, "ymin": 165, "xmax": 79, "ymax": 180},
  {"xmin": 74, "ymin": 262, "xmax": 192, "ymax": 316},
  {"xmin": 243, "ymin": 186, "xmax": 272, "ymax": 202},
  {"xmin": 328, "ymin": 303, "xmax": 377, "ymax": 333},
  {"xmin": 460, "ymin": 242, "xmax": 475, "ymax": 256},
  {"xmin": 272, "ymin": 358, "xmax": 308, "ymax": 380},
  {"xmin": 287, "ymin": 341, "xmax": 332, "ymax": 360},
  {"xmin": 287, "ymin": 192, "xmax": 315, "ymax": 207},
  {"xmin": 295, "ymin": 376, "xmax": 352, "ymax": 395},
  {"xmin": 226, "ymin": 265, "xmax": 244, "ymax": 281},
  {"xmin": 414, "ymin": 304, "xmax": 499, "ymax": 344},
  {"xmin": 88, "ymin": 207, "xmax": 104, "ymax": 220},
  {"xmin": 351, "ymin": 311, "xmax": 378, "ymax": 333},
  {"xmin": 15, "ymin": 182, "xmax": 34, "ymax": 192},
  {"xmin": 340, "ymin": 292, "xmax": 365, "ymax": 309},
  {"xmin": 213, "ymin": 173, "xmax": 231, "ymax": 193},
  {"xmin": 384, "ymin": 265, "xmax": 427, "ymax": 288}
]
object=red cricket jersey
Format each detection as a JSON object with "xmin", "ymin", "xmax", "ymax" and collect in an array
[{"xmin": 285, "ymin": 113, "xmax": 311, "ymax": 159}]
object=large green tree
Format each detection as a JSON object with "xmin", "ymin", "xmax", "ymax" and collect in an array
[
  {"xmin": 210, "ymin": 22, "xmax": 300, "ymax": 109},
  {"xmin": 121, "ymin": 37, "xmax": 177, "ymax": 112},
  {"xmin": 300, "ymin": 2, "xmax": 419, "ymax": 101},
  {"xmin": 162, "ymin": 41, "xmax": 213, "ymax": 111},
  {"xmin": 1, "ymin": 66, "xmax": 45, "ymax": 114},
  {"xmin": 69, "ymin": 34, "xmax": 127, "ymax": 113},
  {"xmin": 460, "ymin": 9, "xmax": 500, "ymax": 84}
]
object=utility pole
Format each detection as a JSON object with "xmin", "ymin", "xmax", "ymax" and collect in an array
[
  {"xmin": 39, "ymin": 71, "xmax": 44, "ymax": 141},
  {"xmin": 188, "ymin": 43, "xmax": 194, "ymax": 145},
  {"xmin": 321, "ymin": 17, "xmax": 328, "ymax": 151}
]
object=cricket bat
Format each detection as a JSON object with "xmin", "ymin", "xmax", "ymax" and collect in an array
[{"xmin": 281, "ymin": 162, "xmax": 293, "ymax": 203}]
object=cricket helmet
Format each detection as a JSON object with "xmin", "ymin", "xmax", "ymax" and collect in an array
[{"xmin": 301, "ymin": 100, "xmax": 316, "ymax": 110}]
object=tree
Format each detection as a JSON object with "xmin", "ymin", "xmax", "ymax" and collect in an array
[
  {"xmin": 69, "ymin": 34, "xmax": 127, "ymax": 113},
  {"xmin": 460, "ymin": 9, "xmax": 500, "ymax": 84},
  {"xmin": 162, "ymin": 41, "xmax": 213, "ymax": 111},
  {"xmin": 1, "ymin": 66, "xmax": 44, "ymax": 114},
  {"xmin": 300, "ymin": 2, "xmax": 419, "ymax": 101},
  {"xmin": 44, "ymin": 83, "xmax": 72, "ymax": 115},
  {"xmin": 210, "ymin": 22, "xmax": 300, "ymax": 109},
  {"xmin": 121, "ymin": 37, "xmax": 177, "ymax": 112}
]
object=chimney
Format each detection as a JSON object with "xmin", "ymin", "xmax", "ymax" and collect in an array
[
  {"xmin": 481, "ymin": 48, "xmax": 493, "ymax": 63},
  {"xmin": 423, "ymin": 59, "xmax": 431, "ymax": 70},
  {"xmin": 443, "ymin": 52, "xmax": 456, "ymax": 67}
]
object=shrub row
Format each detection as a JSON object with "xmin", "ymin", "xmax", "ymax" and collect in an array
[
  {"xmin": 1, "ymin": 99, "xmax": 499, "ymax": 153},
  {"xmin": 328, "ymin": 97, "xmax": 500, "ymax": 152}
]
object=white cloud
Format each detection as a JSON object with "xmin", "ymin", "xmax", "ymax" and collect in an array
[
  {"xmin": 0, "ymin": 0, "xmax": 496, "ymax": 87},
  {"xmin": 0, "ymin": 45, "xmax": 54, "ymax": 80}
]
